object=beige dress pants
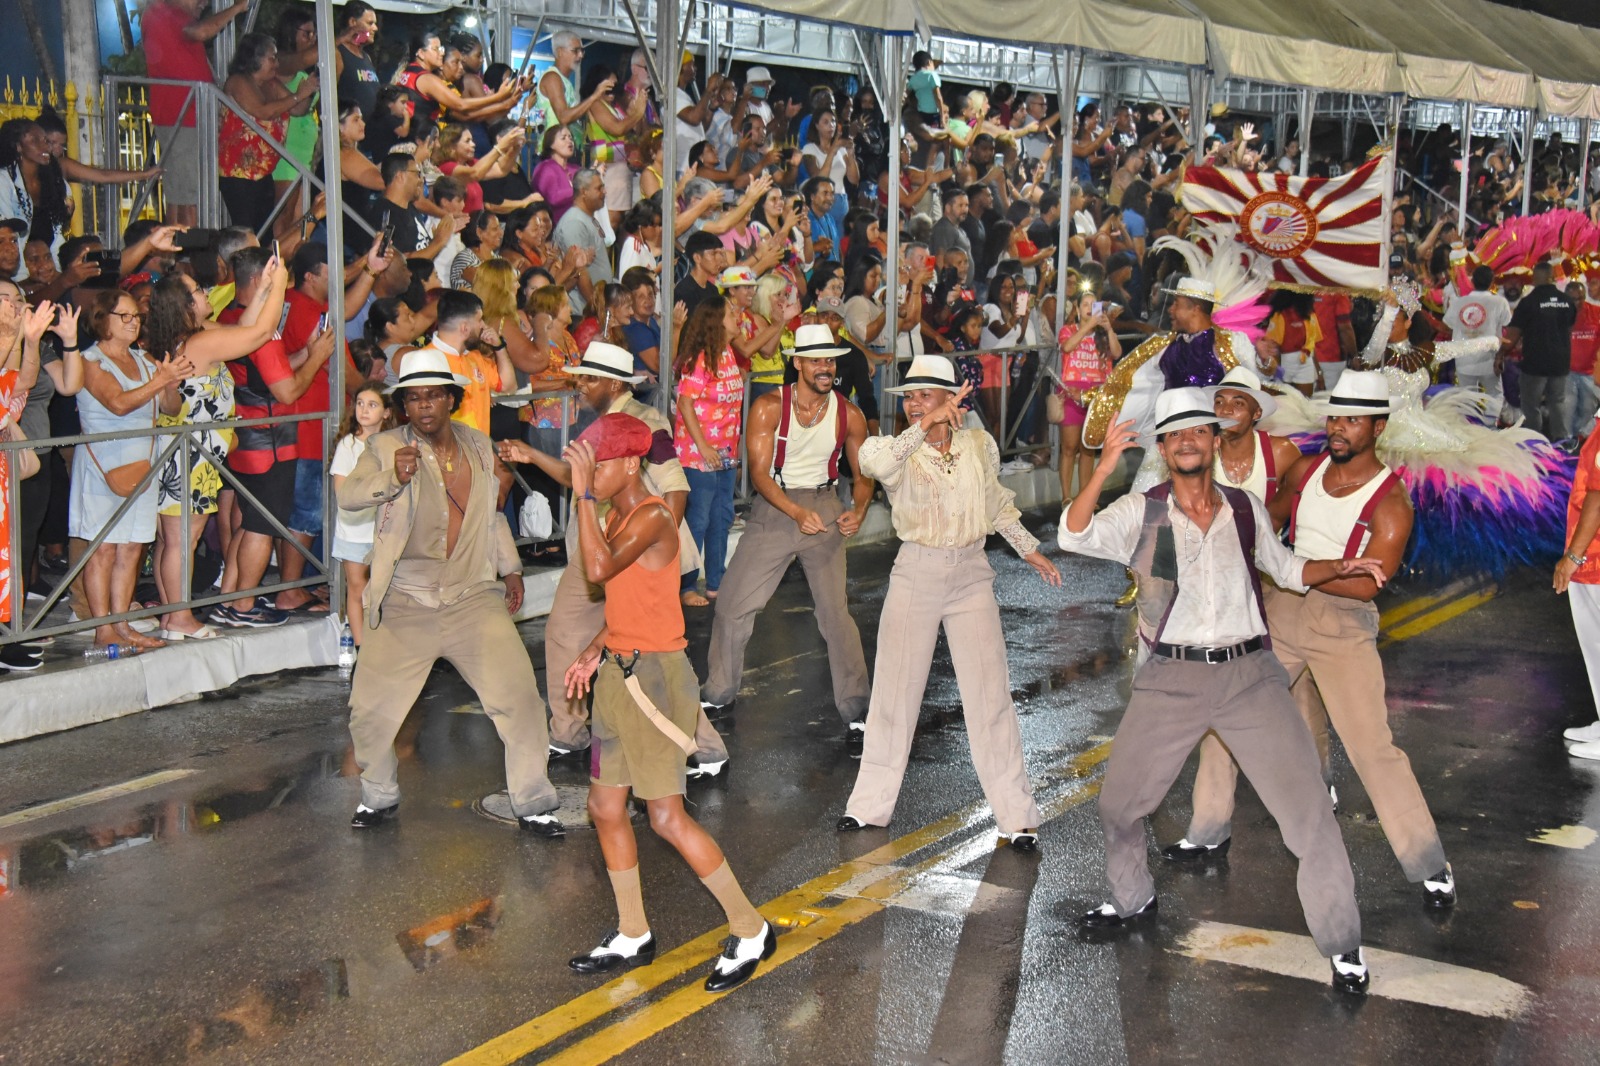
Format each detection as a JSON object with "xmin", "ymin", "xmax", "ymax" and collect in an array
[
  {"xmin": 348, "ymin": 588, "xmax": 558, "ymax": 816},
  {"xmin": 701, "ymin": 489, "xmax": 870, "ymax": 722},
  {"xmin": 845, "ymin": 541, "xmax": 1040, "ymax": 835},
  {"xmin": 1185, "ymin": 585, "xmax": 1447, "ymax": 882},
  {"xmin": 543, "ymin": 559, "xmax": 728, "ymax": 762}
]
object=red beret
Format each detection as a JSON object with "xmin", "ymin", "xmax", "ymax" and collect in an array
[{"xmin": 578, "ymin": 412, "xmax": 653, "ymax": 462}]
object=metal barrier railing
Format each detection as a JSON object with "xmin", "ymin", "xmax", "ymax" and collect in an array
[{"xmin": 1, "ymin": 411, "xmax": 333, "ymax": 646}]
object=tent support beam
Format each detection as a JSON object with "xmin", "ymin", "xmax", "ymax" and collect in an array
[
  {"xmin": 1055, "ymin": 47, "xmax": 1081, "ymax": 327},
  {"xmin": 1298, "ymin": 88, "xmax": 1313, "ymax": 177},
  {"xmin": 1579, "ymin": 118, "xmax": 1594, "ymax": 210},
  {"xmin": 1522, "ymin": 110, "xmax": 1537, "ymax": 216},
  {"xmin": 878, "ymin": 32, "xmax": 906, "ymax": 432},
  {"xmin": 656, "ymin": 0, "xmax": 681, "ymax": 416},
  {"xmin": 1459, "ymin": 100, "xmax": 1473, "ymax": 225}
]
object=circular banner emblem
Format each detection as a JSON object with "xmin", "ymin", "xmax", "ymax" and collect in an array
[{"xmin": 1239, "ymin": 190, "xmax": 1319, "ymax": 259}]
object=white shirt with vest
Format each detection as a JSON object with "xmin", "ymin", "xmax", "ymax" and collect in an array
[{"xmin": 1059, "ymin": 488, "xmax": 1307, "ymax": 647}]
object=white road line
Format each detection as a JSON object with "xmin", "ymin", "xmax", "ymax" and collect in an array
[
  {"xmin": 0, "ymin": 770, "xmax": 200, "ymax": 832},
  {"xmin": 1171, "ymin": 921, "xmax": 1535, "ymax": 1019}
]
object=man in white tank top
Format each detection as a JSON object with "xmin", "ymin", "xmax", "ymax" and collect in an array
[
  {"xmin": 1172, "ymin": 372, "xmax": 1457, "ymax": 911},
  {"xmin": 700, "ymin": 324, "xmax": 875, "ymax": 751},
  {"xmin": 1207, "ymin": 367, "xmax": 1303, "ymax": 504}
]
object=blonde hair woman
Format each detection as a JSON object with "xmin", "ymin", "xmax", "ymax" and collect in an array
[{"xmin": 472, "ymin": 257, "xmax": 543, "ymax": 377}]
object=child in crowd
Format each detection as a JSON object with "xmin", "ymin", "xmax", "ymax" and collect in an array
[
  {"xmin": 1054, "ymin": 290, "xmax": 1120, "ymax": 502},
  {"xmin": 948, "ymin": 304, "xmax": 989, "ymax": 430},
  {"xmin": 328, "ymin": 382, "xmax": 395, "ymax": 646}
]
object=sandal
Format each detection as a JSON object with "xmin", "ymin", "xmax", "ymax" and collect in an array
[{"xmin": 160, "ymin": 625, "xmax": 222, "ymax": 641}]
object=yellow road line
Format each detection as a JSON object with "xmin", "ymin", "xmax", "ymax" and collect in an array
[
  {"xmin": 444, "ymin": 743, "xmax": 1111, "ymax": 1066},
  {"xmin": 0, "ymin": 770, "xmax": 200, "ymax": 832},
  {"xmin": 1379, "ymin": 588, "xmax": 1496, "ymax": 647},
  {"xmin": 1377, "ymin": 588, "xmax": 1458, "ymax": 631}
]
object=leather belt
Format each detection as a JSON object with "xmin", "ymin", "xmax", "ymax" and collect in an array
[{"xmin": 1150, "ymin": 635, "xmax": 1264, "ymax": 664}]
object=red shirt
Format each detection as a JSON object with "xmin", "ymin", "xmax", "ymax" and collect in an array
[
  {"xmin": 141, "ymin": 0, "xmax": 215, "ymax": 128},
  {"xmin": 1312, "ymin": 292, "xmax": 1352, "ymax": 363},
  {"xmin": 280, "ymin": 289, "xmax": 331, "ymax": 461},
  {"xmin": 1571, "ymin": 302, "xmax": 1600, "ymax": 376},
  {"xmin": 438, "ymin": 161, "xmax": 485, "ymax": 212},
  {"xmin": 220, "ymin": 306, "xmax": 297, "ymax": 473}
]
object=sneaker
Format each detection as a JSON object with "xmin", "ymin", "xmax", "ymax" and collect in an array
[
  {"xmin": 228, "ymin": 602, "xmax": 289, "ymax": 628},
  {"xmin": 1422, "ymin": 863, "xmax": 1457, "ymax": 908},
  {"xmin": 0, "ymin": 644, "xmax": 44, "ymax": 671},
  {"xmin": 704, "ymin": 921, "xmax": 776, "ymax": 993},
  {"xmin": 1000, "ymin": 458, "xmax": 1034, "ymax": 475},
  {"xmin": 1564, "ymin": 721, "xmax": 1600, "ymax": 744},
  {"xmin": 1331, "ymin": 948, "xmax": 1370, "ymax": 994},
  {"xmin": 1569, "ymin": 739, "xmax": 1600, "ymax": 762}
]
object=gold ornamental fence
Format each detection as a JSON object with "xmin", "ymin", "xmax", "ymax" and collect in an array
[{"xmin": 0, "ymin": 77, "xmax": 166, "ymax": 240}]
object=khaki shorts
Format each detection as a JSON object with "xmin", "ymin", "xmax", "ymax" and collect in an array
[
  {"xmin": 603, "ymin": 162, "xmax": 637, "ymax": 214},
  {"xmin": 590, "ymin": 650, "xmax": 699, "ymax": 800},
  {"xmin": 154, "ymin": 124, "xmax": 200, "ymax": 204}
]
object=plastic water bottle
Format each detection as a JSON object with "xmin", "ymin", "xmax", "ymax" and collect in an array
[
  {"xmin": 83, "ymin": 644, "xmax": 139, "ymax": 662},
  {"xmin": 337, "ymin": 626, "xmax": 356, "ymax": 681}
]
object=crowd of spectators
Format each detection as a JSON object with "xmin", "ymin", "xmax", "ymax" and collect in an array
[{"xmin": 0, "ymin": 0, "xmax": 1595, "ymax": 662}]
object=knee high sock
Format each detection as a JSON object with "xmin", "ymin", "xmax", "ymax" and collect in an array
[
  {"xmin": 608, "ymin": 865, "xmax": 649, "ymax": 938},
  {"xmin": 700, "ymin": 860, "xmax": 764, "ymax": 939}
]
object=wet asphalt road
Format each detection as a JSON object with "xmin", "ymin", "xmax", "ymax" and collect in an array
[{"xmin": 1, "ymin": 514, "xmax": 1598, "ymax": 1066}]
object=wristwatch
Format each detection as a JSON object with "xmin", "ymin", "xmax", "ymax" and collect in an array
[{"xmin": 1567, "ymin": 551, "xmax": 1588, "ymax": 566}]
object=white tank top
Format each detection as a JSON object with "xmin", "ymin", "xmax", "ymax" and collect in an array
[
  {"xmin": 1293, "ymin": 459, "xmax": 1393, "ymax": 560},
  {"xmin": 1214, "ymin": 432, "xmax": 1268, "ymax": 501},
  {"xmin": 772, "ymin": 390, "xmax": 840, "ymax": 489}
]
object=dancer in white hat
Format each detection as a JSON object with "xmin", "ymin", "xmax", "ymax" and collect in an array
[
  {"xmin": 839, "ymin": 355, "xmax": 1059, "ymax": 849},
  {"xmin": 1168, "ymin": 371, "xmax": 1459, "ymax": 912},
  {"xmin": 700, "ymin": 323, "xmax": 875, "ymax": 751},
  {"xmin": 1059, "ymin": 388, "xmax": 1382, "ymax": 994}
]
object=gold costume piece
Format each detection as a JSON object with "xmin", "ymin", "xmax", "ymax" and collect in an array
[{"xmin": 1082, "ymin": 331, "xmax": 1239, "ymax": 448}]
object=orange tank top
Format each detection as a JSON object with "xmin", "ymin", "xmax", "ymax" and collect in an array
[{"xmin": 602, "ymin": 496, "xmax": 687, "ymax": 654}]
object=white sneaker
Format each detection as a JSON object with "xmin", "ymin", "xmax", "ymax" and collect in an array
[
  {"xmin": 1563, "ymin": 721, "xmax": 1600, "ymax": 743},
  {"xmin": 1569, "ymin": 739, "xmax": 1600, "ymax": 761}
]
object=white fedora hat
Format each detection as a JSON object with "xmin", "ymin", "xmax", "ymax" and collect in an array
[
  {"xmin": 1159, "ymin": 276, "xmax": 1217, "ymax": 303},
  {"xmin": 567, "ymin": 341, "xmax": 646, "ymax": 384},
  {"xmin": 783, "ymin": 322, "xmax": 850, "ymax": 360},
  {"xmin": 887, "ymin": 354, "xmax": 961, "ymax": 393},
  {"xmin": 1207, "ymin": 365, "xmax": 1277, "ymax": 421},
  {"xmin": 1142, "ymin": 386, "xmax": 1236, "ymax": 443},
  {"xmin": 387, "ymin": 347, "xmax": 469, "ymax": 394},
  {"xmin": 1316, "ymin": 369, "xmax": 1392, "ymax": 416}
]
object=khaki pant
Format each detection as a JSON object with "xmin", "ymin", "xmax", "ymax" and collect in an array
[
  {"xmin": 701, "ymin": 489, "xmax": 870, "ymax": 721},
  {"xmin": 845, "ymin": 541, "xmax": 1039, "ymax": 834},
  {"xmin": 1099, "ymin": 650, "xmax": 1362, "ymax": 958},
  {"xmin": 1186, "ymin": 586, "xmax": 1446, "ymax": 882},
  {"xmin": 348, "ymin": 588, "xmax": 557, "ymax": 816},
  {"xmin": 544, "ymin": 559, "xmax": 728, "ymax": 762}
]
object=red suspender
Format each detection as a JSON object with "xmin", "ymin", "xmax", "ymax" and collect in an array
[
  {"xmin": 829, "ymin": 392, "xmax": 848, "ymax": 481},
  {"xmin": 1343, "ymin": 472, "xmax": 1401, "ymax": 559},
  {"xmin": 1285, "ymin": 453, "xmax": 1328, "ymax": 548},
  {"xmin": 772, "ymin": 384, "xmax": 793, "ymax": 486},
  {"xmin": 774, "ymin": 386, "xmax": 848, "ymax": 486},
  {"xmin": 1257, "ymin": 430, "xmax": 1278, "ymax": 499}
]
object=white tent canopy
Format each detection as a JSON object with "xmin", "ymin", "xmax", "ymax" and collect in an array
[
  {"xmin": 1340, "ymin": 0, "xmax": 1535, "ymax": 110},
  {"xmin": 1455, "ymin": 0, "xmax": 1600, "ymax": 119},
  {"xmin": 1175, "ymin": 0, "xmax": 1399, "ymax": 95}
]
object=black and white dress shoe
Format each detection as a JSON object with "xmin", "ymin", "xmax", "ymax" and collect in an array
[
  {"xmin": 1077, "ymin": 896, "xmax": 1157, "ymax": 928},
  {"xmin": 686, "ymin": 757, "xmax": 728, "ymax": 780},
  {"xmin": 704, "ymin": 921, "xmax": 776, "ymax": 993},
  {"xmin": 350, "ymin": 803, "xmax": 398, "ymax": 829},
  {"xmin": 836, "ymin": 814, "xmax": 868, "ymax": 831},
  {"xmin": 569, "ymin": 930, "xmax": 655, "ymax": 974},
  {"xmin": 1331, "ymin": 948, "xmax": 1370, "ymax": 994},
  {"xmin": 700, "ymin": 699, "xmax": 734, "ymax": 719},
  {"xmin": 845, "ymin": 720, "xmax": 866, "ymax": 756},
  {"xmin": 1422, "ymin": 863, "xmax": 1456, "ymax": 908},
  {"xmin": 1002, "ymin": 830, "xmax": 1039, "ymax": 852},
  {"xmin": 519, "ymin": 813, "xmax": 566, "ymax": 837},
  {"xmin": 1160, "ymin": 837, "xmax": 1230, "ymax": 863}
]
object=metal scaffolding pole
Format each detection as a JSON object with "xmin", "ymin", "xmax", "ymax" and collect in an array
[
  {"xmin": 1054, "ymin": 48, "xmax": 1081, "ymax": 324},
  {"xmin": 315, "ymin": 0, "xmax": 347, "ymax": 613},
  {"xmin": 656, "ymin": 0, "xmax": 681, "ymax": 416},
  {"xmin": 1459, "ymin": 99, "xmax": 1474, "ymax": 224},
  {"xmin": 1522, "ymin": 109, "xmax": 1537, "ymax": 216},
  {"xmin": 1579, "ymin": 118, "xmax": 1594, "ymax": 211},
  {"xmin": 1298, "ymin": 88, "xmax": 1313, "ymax": 178},
  {"xmin": 880, "ymin": 32, "xmax": 906, "ymax": 429}
]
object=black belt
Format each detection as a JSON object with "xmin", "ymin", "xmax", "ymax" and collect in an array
[{"xmin": 1150, "ymin": 636, "xmax": 1264, "ymax": 664}]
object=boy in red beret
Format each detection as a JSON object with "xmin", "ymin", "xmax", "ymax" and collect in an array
[{"xmin": 562, "ymin": 413, "xmax": 774, "ymax": 992}]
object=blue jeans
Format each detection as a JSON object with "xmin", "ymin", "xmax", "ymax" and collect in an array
[
  {"xmin": 682, "ymin": 466, "xmax": 737, "ymax": 593},
  {"xmin": 1568, "ymin": 371, "xmax": 1600, "ymax": 438},
  {"xmin": 289, "ymin": 458, "xmax": 324, "ymax": 536}
]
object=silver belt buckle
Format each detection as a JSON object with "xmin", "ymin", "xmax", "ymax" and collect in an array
[{"xmin": 1204, "ymin": 645, "xmax": 1230, "ymax": 664}]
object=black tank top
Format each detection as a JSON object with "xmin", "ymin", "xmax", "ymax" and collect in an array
[
  {"xmin": 397, "ymin": 63, "xmax": 440, "ymax": 128},
  {"xmin": 336, "ymin": 42, "xmax": 380, "ymax": 121}
]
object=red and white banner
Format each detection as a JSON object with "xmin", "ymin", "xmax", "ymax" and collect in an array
[{"xmin": 1182, "ymin": 154, "xmax": 1390, "ymax": 292}]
